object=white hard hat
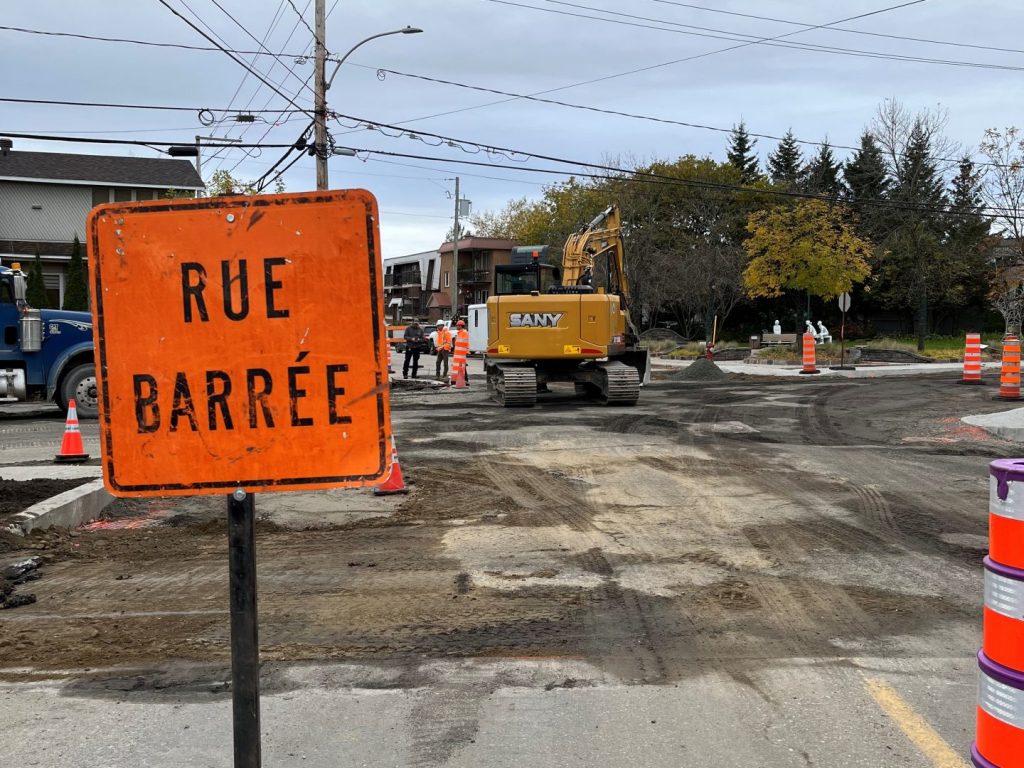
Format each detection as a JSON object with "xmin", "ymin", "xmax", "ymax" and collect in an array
[{"xmin": 436, "ymin": 320, "xmax": 444, "ymax": 325}]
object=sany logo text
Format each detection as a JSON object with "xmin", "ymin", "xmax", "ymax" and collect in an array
[{"xmin": 509, "ymin": 312, "xmax": 563, "ymax": 328}]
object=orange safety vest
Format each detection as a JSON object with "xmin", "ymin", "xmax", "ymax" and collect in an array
[
  {"xmin": 436, "ymin": 326, "xmax": 453, "ymax": 352},
  {"xmin": 455, "ymin": 329, "xmax": 469, "ymax": 348}
]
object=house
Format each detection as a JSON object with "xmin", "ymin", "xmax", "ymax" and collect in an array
[
  {"xmin": 0, "ymin": 142, "xmax": 204, "ymax": 307},
  {"xmin": 382, "ymin": 249, "xmax": 441, "ymax": 323}
]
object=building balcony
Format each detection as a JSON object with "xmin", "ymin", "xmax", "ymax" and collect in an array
[
  {"xmin": 384, "ymin": 270, "xmax": 422, "ymax": 288},
  {"xmin": 457, "ymin": 270, "xmax": 491, "ymax": 284}
]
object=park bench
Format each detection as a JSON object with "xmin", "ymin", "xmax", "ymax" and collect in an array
[{"xmin": 761, "ymin": 333, "xmax": 798, "ymax": 346}]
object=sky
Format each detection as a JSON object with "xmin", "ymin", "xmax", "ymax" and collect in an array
[{"xmin": 3, "ymin": 0, "xmax": 1022, "ymax": 258}]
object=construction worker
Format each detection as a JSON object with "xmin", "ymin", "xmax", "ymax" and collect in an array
[
  {"xmin": 434, "ymin": 319, "xmax": 453, "ymax": 380},
  {"xmin": 454, "ymin": 319, "xmax": 470, "ymax": 386},
  {"xmin": 403, "ymin": 321, "xmax": 425, "ymax": 379}
]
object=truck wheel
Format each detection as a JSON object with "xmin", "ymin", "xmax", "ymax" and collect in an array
[{"xmin": 59, "ymin": 364, "xmax": 99, "ymax": 419}]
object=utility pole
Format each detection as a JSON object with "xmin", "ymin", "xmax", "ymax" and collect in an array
[
  {"xmin": 314, "ymin": 0, "xmax": 328, "ymax": 190},
  {"xmin": 450, "ymin": 176, "xmax": 460, "ymax": 321}
]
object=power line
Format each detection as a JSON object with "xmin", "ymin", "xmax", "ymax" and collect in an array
[
  {"xmin": 0, "ymin": 96, "xmax": 302, "ymax": 113},
  {"xmin": 6, "ymin": 128, "xmax": 1012, "ymax": 216},
  {"xmin": 155, "ymin": 0, "xmax": 315, "ymax": 118},
  {"xmin": 213, "ymin": 0, "xmax": 289, "ymax": 127},
  {"xmin": 348, "ymin": 1, "xmax": 936, "ymax": 132},
  {"xmin": 487, "ymin": 0, "xmax": 1024, "ymax": 73},
  {"xmin": 0, "ymin": 131, "xmax": 296, "ymax": 149},
  {"xmin": 207, "ymin": 0, "xmax": 317, "ymax": 101},
  {"xmin": 643, "ymin": 0, "xmax": 1024, "ymax": 56},
  {"xmin": 285, "ymin": 0, "xmax": 319, "ymax": 47}
]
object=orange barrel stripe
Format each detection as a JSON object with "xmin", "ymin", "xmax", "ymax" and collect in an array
[
  {"xmin": 1000, "ymin": 336, "xmax": 1022, "ymax": 400},
  {"xmin": 984, "ymin": 557, "xmax": 1024, "ymax": 672},
  {"xmin": 974, "ymin": 651, "xmax": 1024, "ymax": 768},
  {"xmin": 964, "ymin": 332, "xmax": 983, "ymax": 382},
  {"xmin": 800, "ymin": 332, "xmax": 818, "ymax": 374},
  {"xmin": 451, "ymin": 333, "xmax": 469, "ymax": 383},
  {"xmin": 990, "ymin": 460, "xmax": 1024, "ymax": 571}
]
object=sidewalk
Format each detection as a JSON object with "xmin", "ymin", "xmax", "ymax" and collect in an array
[{"xmin": 652, "ymin": 356, "xmax": 1002, "ymax": 379}]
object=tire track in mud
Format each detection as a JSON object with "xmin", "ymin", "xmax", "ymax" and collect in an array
[{"xmin": 475, "ymin": 445, "xmax": 670, "ymax": 683}]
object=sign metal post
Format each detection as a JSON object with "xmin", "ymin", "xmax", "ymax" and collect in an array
[
  {"xmin": 831, "ymin": 292, "xmax": 855, "ymax": 371},
  {"xmin": 228, "ymin": 488, "xmax": 261, "ymax": 768}
]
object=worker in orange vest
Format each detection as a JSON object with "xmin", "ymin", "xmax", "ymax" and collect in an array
[
  {"xmin": 454, "ymin": 319, "xmax": 470, "ymax": 386},
  {"xmin": 434, "ymin": 319, "xmax": 453, "ymax": 380}
]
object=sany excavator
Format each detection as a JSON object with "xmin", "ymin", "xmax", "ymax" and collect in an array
[{"xmin": 483, "ymin": 205, "xmax": 648, "ymax": 406}]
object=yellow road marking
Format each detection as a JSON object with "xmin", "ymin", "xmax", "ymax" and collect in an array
[{"xmin": 863, "ymin": 676, "xmax": 969, "ymax": 768}]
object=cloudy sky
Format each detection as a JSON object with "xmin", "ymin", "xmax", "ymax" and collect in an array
[{"xmin": 4, "ymin": 1, "xmax": 1022, "ymax": 257}]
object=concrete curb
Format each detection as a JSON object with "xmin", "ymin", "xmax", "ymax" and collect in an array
[{"xmin": 5, "ymin": 478, "xmax": 113, "ymax": 535}]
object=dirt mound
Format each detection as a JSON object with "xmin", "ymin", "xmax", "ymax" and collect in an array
[{"xmin": 673, "ymin": 357, "xmax": 728, "ymax": 381}]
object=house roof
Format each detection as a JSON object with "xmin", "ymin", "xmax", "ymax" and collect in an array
[
  {"xmin": 438, "ymin": 237, "xmax": 518, "ymax": 254},
  {"xmin": 0, "ymin": 149, "xmax": 205, "ymax": 189}
]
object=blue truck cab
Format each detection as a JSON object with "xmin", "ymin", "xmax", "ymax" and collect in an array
[{"xmin": 0, "ymin": 263, "xmax": 97, "ymax": 418}]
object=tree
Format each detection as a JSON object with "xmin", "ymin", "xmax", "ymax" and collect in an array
[
  {"xmin": 979, "ymin": 127, "xmax": 1024, "ymax": 266},
  {"xmin": 877, "ymin": 119, "xmax": 948, "ymax": 349},
  {"xmin": 802, "ymin": 140, "xmax": 843, "ymax": 198},
  {"xmin": 63, "ymin": 235, "xmax": 89, "ymax": 311},
  {"xmin": 766, "ymin": 130, "xmax": 803, "ymax": 189},
  {"xmin": 205, "ymin": 169, "xmax": 285, "ymax": 196},
  {"xmin": 444, "ymin": 222, "xmax": 473, "ymax": 242},
  {"xmin": 26, "ymin": 252, "xmax": 48, "ymax": 308},
  {"xmin": 727, "ymin": 120, "xmax": 760, "ymax": 184},
  {"xmin": 944, "ymin": 157, "xmax": 992, "ymax": 302},
  {"xmin": 842, "ymin": 132, "xmax": 891, "ymax": 243},
  {"xmin": 743, "ymin": 200, "xmax": 872, "ymax": 300}
]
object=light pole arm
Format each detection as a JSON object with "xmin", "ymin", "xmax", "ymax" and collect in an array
[{"xmin": 326, "ymin": 26, "xmax": 422, "ymax": 90}]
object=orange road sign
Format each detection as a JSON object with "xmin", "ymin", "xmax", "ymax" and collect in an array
[{"xmin": 88, "ymin": 190, "xmax": 391, "ymax": 497}]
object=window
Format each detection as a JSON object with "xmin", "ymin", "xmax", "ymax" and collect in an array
[
  {"xmin": 444, "ymin": 271, "xmax": 450, "ymax": 288},
  {"xmin": 92, "ymin": 187, "xmax": 111, "ymax": 206},
  {"xmin": 113, "ymin": 188, "xmax": 132, "ymax": 202}
]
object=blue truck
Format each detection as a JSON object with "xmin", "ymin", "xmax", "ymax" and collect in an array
[{"xmin": 0, "ymin": 263, "xmax": 97, "ymax": 418}]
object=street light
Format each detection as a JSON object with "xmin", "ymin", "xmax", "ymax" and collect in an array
[
  {"xmin": 315, "ymin": 25, "xmax": 423, "ymax": 190},
  {"xmin": 326, "ymin": 27, "xmax": 423, "ymax": 90}
]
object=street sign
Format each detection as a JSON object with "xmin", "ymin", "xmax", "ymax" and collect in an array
[
  {"xmin": 89, "ymin": 190, "xmax": 391, "ymax": 496},
  {"xmin": 838, "ymin": 292, "xmax": 852, "ymax": 312}
]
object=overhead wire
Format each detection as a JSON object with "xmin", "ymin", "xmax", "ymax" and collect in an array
[
  {"xmin": 642, "ymin": 0, "xmax": 1024, "ymax": 56},
  {"xmin": 6, "ymin": 129, "xmax": 1014, "ymax": 217},
  {"xmin": 486, "ymin": 0, "xmax": 1024, "ymax": 73}
]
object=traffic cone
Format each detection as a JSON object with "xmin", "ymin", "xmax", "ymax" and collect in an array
[
  {"xmin": 372, "ymin": 436, "xmax": 408, "ymax": 495},
  {"xmin": 54, "ymin": 399, "xmax": 89, "ymax": 463},
  {"xmin": 963, "ymin": 332, "xmax": 984, "ymax": 385},
  {"xmin": 799, "ymin": 333, "xmax": 820, "ymax": 375},
  {"xmin": 998, "ymin": 336, "xmax": 1022, "ymax": 400}
]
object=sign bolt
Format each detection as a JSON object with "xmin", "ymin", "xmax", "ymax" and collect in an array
[
  {"xmin": 232, "ymin": 488, "xmax": 246, "ymax": 501},
  {"xmin": 226, "ymin": 214, "xmax": 236, "ymax": 223}
]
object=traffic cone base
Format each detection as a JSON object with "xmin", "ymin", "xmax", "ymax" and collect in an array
[
  {"xmin": 373, "ymin": 436, "xmax": 408, "ymax": 495},
  {"xmin": 54, "ymin": 399, "xmax": 89, "ymax": 464}
]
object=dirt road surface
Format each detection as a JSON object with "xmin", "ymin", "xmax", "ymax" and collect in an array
[{"xmin": 0, "ymin": 372, "xmax": 1013, "ymax": 767}]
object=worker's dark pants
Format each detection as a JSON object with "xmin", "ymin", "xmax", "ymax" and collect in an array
[
  {"xmin": 436, "ymin": 350, "xmax": 450, "ymax": 379},
  {"xmin": 403, "ymin": 349, "xmax": 421, "ymax": 378}
]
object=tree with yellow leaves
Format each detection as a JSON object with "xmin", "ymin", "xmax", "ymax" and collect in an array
[{"xmin": 743, "ymin": 200, "xmax": 872, "ymax": 301}]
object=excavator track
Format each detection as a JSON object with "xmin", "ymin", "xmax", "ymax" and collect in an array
[
  {"xmin": 597, "ymin": 361, "xmax": 640, "ymax": 406},
  {"xmin": 489, "ymin": 365, "xmax": 537, "ymax": 407}
]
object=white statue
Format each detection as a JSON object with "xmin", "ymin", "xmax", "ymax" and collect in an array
[
  {"xmin": 773, "ymin": 319, "xmax": 782, "ymax": 334},
  {"xmin": 805, "ymin": 320, "xmax": 818, "ymax": 340},
  {"xmin": 817, "ymin": 321, "xmax": 832, "ymax": 343}
]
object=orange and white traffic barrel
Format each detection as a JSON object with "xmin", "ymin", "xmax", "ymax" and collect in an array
[
  {"xmin": 963, "ymin": 332, "xmax": 984, "ymax": 385},
  {"xmin": 974, "ymin": 651, "xmax": 1024, "ymax": 768},
  {"xmin": 799, "ymin": 332, "xmax": 819, "ymax": 375},
  {"xmin": 451, "ymin": 331, "xmax": 469, "ymax": 388},
  {"xmin": 984, "ymin": 557, "xmax": 1024, "ymax": 673},
  {"xmin": 990, "ymin": 459, "xmax": 1024, "ymax": 571},
  {"xmin": 999, "ymin": 336, "xmax": 1022, "ymax": 400}
]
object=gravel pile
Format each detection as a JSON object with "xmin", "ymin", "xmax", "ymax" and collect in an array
[{"xmin": 673, "ymin": 357, "xmax": 728, "ymax": 381}]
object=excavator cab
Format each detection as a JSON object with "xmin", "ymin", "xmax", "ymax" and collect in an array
[{"xmin": 494, "ymin": 246, "xmax": 562, "ymax": 295}]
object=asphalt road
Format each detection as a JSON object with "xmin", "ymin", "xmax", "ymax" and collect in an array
[{"xmin": 1, "ymin": 370, "xmax": 1018, "ymax": 767}]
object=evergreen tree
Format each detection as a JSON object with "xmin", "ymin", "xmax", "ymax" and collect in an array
[
  {"xmin": 878, "ymin": 120, "xmax": 948, "ymax": 349},
  {"xmin": 843, "ymin": 132, "xmax": 891, "ymax": 242},
  {"xmin": 802, "ymin": 140, "xmax": 843, "ymax": 198},
  {"xmin": 943, "ymin": 156, "xmax": 992, "ymax": 306},
  {"xmin": 26, "ymin": 252, "xmax": 48, "ymax": 308},
  {"xmin": 63, "ymin": 235, "xmax": 89, "ymax": 311},
  {"xmin": 766, "ymin": 129, "xmax": 802, "ymax": 189},
  {"xmin": 726, "ymin": 121, "xmax": 760, "ymax": 184}
]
